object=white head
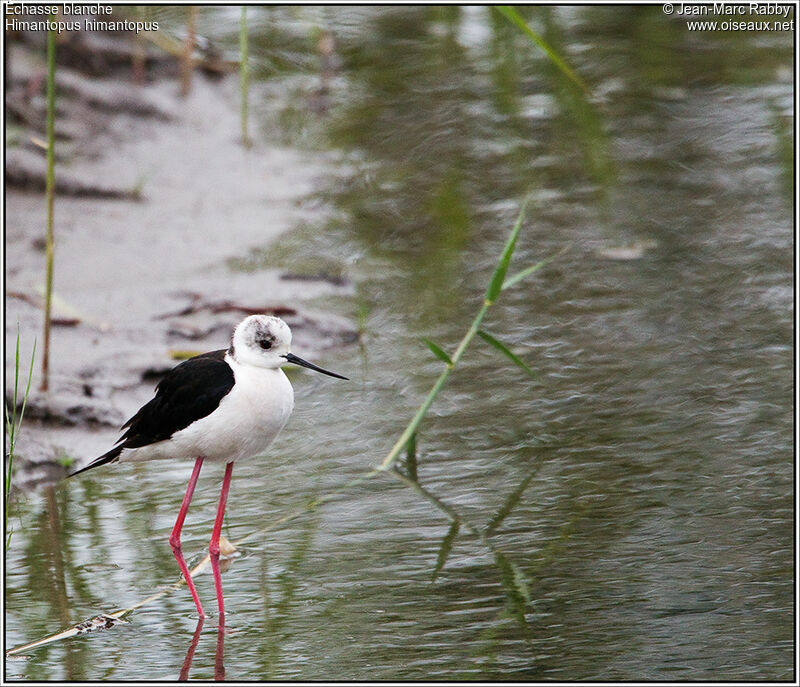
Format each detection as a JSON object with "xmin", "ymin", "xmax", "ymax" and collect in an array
[
  {"xmin": 229, "ymin": 315, "xmax": 291, "ymax": 369},
  {"xmin": 228, "ymin": 315, "xmax": 348, "ymax": 379}
]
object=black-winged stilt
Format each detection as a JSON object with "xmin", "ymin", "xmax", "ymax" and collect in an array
[{"xmin": 70, "ymin": 314, "xmax": 348, "ymax": 618}]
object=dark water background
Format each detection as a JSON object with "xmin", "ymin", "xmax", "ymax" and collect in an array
[{"xmin": 5, "ymin": 6, "xmax": 793, "ymax": 680}]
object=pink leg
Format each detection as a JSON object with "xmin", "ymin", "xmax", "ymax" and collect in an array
[
  {"xmin": 209, "ymin": 461, "xmax": 234, "ymax": 617},
  {"xmin": 170, "ymin": 457, "xmax": 206, "ymax": 618}
]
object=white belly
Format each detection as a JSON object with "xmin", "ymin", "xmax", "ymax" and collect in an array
[{"xmin": 120, "ymin": 365, "xmax": 295, "ymax": 464}]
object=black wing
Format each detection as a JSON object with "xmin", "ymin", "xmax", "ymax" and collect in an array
[
  {"xmin": 117, "ymin": 349, "xmax": 234, "ymax": 448},
  {"xmin": 69, "ymin": 349, "xmax": 234, "ymax": 477}
]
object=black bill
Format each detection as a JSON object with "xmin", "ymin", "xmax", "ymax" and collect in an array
[{"xmin": 283, "ymin": 352, "xmax": 348, "ymax": 380}]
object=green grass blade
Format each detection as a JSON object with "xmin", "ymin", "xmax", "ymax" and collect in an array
[
  {"xmin": 431, "ymin": 520, "xmax": 460, "ymax": 582},
  {"xmin": 6, "ymin": 335, "xmax": 36, "ymax": 552},
  {"xmin": 5, "ymin": 332, "xmax": 22, "ymax": 532},
  {"xmin": 485, "ymin": 198, "xmax": 529, "ymax": 303},
  {"xmin": 41, "ymin": 20, "xmax": 56, "ymax": 392},
  {"xmin": 423, "ymin": 338, "xmax": 453, "ymax": 366},
  {"xmin": 6, "ymin": 331, "xmax": 21, "ymax": 438},
  {"xmin": 501, "ymin": 259, "xmax": 548, "ymax": 291},
  {"xmin": 478, "ymin": 330, "xmax": 536, "ymax": 378},
  {"xmin": 495, "ymin": 6, "xmax": 588, "ymax": 93},
  {"xmin": 380, "ymin": 200, "xmax": 530, "ymax": 472},
  {"xmin": 502, "ymin": 242, "xmax": 571, "ymax": 291},
  {"xmin": 19, "ymin": 338, "xmax": 37, "ymax": 430}
]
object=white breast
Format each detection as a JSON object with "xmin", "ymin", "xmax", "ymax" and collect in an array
[{"xmin": 120, "ymin": 360, "xmax": 295, "ymax": 464}]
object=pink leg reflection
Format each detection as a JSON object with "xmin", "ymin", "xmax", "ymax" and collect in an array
[
  {"xmin": 178, "ymin": 616, "xmax": 205, "ymax": 680},
  {"xmin": 215, "ymin": 614, "xmax": 226, "ymax": 680}
]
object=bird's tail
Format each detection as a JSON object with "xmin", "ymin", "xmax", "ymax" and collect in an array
[{"xmin": 68, "ymin": 446, "xmax": 123, "ymax": 478}]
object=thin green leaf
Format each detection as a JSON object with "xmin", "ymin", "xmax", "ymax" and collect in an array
[
  {"xmin": 478, "ymin": 330, "xmax": 536, "ymax": 378},
  {"xmin": 502, "ymin": 243, "xmax": 571, "ymax": 291},
  {"xmin": 502, "ymin": 259, "xmax": 548, "ymax": 291},
  {"xmin": 41, "ymin": 20, "xmax": 56, "ymax": 392},
  {"xmin": 5, "ymin": 331, "xmax": 20, "ymax": 438},
  {"xmin": 485, "ymin": 198, "xmax": 529, "ymax": 303},
  {"xmin": 423, "ymin": 338, "xmax": 453, "ymax": 366},
  {"xmin": 495, "ymin": 6, "xmax": 588, "ymax": 93},
  {"xmin": 19, "ymin": 338, "xmax": 36, "ymax": 432},
  {"xmin": 6, "ymin": 335, "xmax": 35, "ymax": 552},
  {"xmin": 431, "ymin": 520, "xmax": 460, "ymax": 582},
  {"xmin": 5, "ymin": 331, "xmax": 22, "ymax": 543}
]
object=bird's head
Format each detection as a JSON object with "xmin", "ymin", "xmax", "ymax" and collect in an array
[{"xmin": 229, "ymin": 315, "xmax": 348, "ymax": 379}]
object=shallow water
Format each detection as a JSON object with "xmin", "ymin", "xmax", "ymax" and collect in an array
[{"xmin": 5, "ymin": 7, "xmax": 793, "ymax": 680}]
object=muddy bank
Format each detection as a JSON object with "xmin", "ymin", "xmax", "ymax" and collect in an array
[{"xmin": 5, "ymin": 38, "xmax": 355, "ymax": 489}]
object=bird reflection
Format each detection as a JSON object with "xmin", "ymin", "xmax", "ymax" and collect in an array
[
  {"xmin": 215, "ymin": 617, "xmax": 226, "ymax": 681},
  {"xmin": 178, "ymin": 617, "xmax": 204, "ymax": 680},
  {"xmin": 178, "ymin": 616, "xmax": 226, "ymax": 680}
]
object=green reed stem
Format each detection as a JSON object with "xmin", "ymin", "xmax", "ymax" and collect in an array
[
  {"xmin": 378, "ymin": 198, "xmax": 529, "ymax": 471},
  {"xmin": 40, "ymin": 22, "xmax": 56, "ymax": 392}
]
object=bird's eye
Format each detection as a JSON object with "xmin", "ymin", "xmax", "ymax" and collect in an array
[{"xmin": 259, "ymin": 339, "xmax": 272, "ymax": 350}]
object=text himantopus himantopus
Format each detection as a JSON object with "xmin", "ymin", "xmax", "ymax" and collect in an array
[{"xmin": 70, "ymin": 314, "xmax": 348, "ymax": 618}]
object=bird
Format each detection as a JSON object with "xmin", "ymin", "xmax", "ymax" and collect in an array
[{"xmin": 69, "ymin": 314, "xmax": 348, "ymax": 618}]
